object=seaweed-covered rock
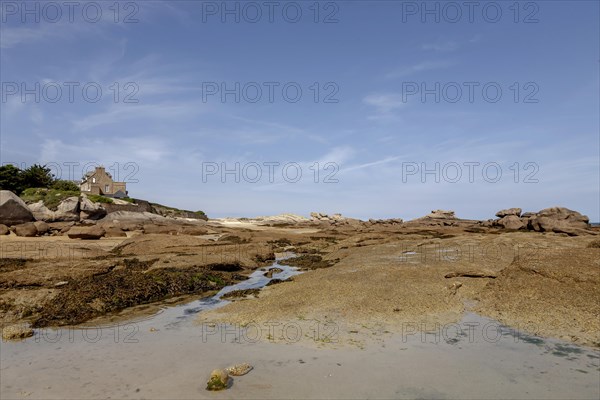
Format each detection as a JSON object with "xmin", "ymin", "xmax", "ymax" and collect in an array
[
  {"xmin": 2, "ymin": 324, "xmax": 34, "ymax": 341},
  {"xmin": 264, "ymin": 267, "xmax": 283, "ymax": 278},
  {"xmin": 206, "ymin": 369, "xmax": 229, "ymax": 391},
  {"xmin": 220, "ymin": 289, "xmax": 260, "ymax": 299}
]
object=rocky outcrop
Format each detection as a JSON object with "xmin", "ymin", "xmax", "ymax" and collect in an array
[
  {"xmin": 496, "ymin": 215, "xmax": 525, "ymax": 230},
  {"xmin": 528, "ymin": 207, "xmax": 590, "ymax": 236},
  {"xmin": 14, "ymin": 222, "xmax": 38, "ymax": 237},
  {"xmin": 367, "ymin": 218, "xmax": 403, "ymax": 226},
  {"xmin": 214, "ymin": 213, "xmax": 399, "ymax": 228},
  {"xmin": 142, "ymin": 224, "xmax": 179, "ymax": 235},
  {"xmin": 257, "ymin": 213, "xmax": 308, "ymax": 224},
  {"xmin": 310, "ymin": 212, "xmax": 345, "ymax": 222},
  {"xmin": 519, "ymin": 212, "xmax": 535, "ymax": 227},
  {"xmin": 178, "ymin": 226, "xmax": 208, "ymax": 236},
  {"xmin": 79, "ymin": 196, "xmax": 107, "ymax": 220},
  {"xmin": 492, "ymin": 206, "xmax": 592, "ymax": 235},
  {"xmin": 27, "ymin": 201, "xmax": 54, "ymax": 221},
  {"xmin": 102, "ymin": 200, "xmax": 153, "ymax": 215},
  {"xmin": 23, "ymin": 195, "xmax": 208, "ymax": 229},
  {"xmin": 445, "ymin": 269, "xmax": 497, "ymax": 279},
  {"xmin": 213, "ymin": 214, "xmax": 309, "ymax": 227},
  {"xmin": 33, "ymin": 221, "xmax": 50, "ymax": 235},
  {"xmin": 405, "ymin": 210, "xmax": 463, "ymax": 227},
  {"xmin": 425, "ymin": 210, "xmax": 456, "ymax": 219},
  {"xmin": 480, "ymin": 219, "xmax": 495, "ymax": 228},
  {"xmin": 48, "ymin": 221, "xmax": 75, "ymax": 234},
  {"xmin": 125, "ymin": 222, "xmax": 207, "ymax": 236},
  {"xmin": 54, "ymin": 197, "xmax": 80, "ymax": 221},
  {"xmin": 495, "ymin": 208, "xmax": 522, "ymax": 218},
  {"xmin": 0, "ymin": 190, "xmax": 35, "ymax": 226},
  {"xmin": 102, "ymin": 211, "xmax": 171, "ymax": 224},
  {"xmin": 103, "ymin": 227, "xmax": 127, "ymax": 237},
  {"xmin": 98, "ymin": 220, "xmax": 142, "ymax": 232},
  {"xmin": 151, "ymin": 203, "xmax": 208, "ymax": 220},
  {"xmin": 67, "ymin": 226, "xmax": 106, "ymax": 240},
  {"xmin": 28, "ymin": 197, "xmax": 80, "ymax": 222},
  {"xmin": 309, "ymin": 212, "xmax": 364, "ymax": 227},
  {"xmin": 534, "ymin": 207, "xmax": 589, "ymax": 225},
  {"xmin": 97, "ymin": 211, "xmax": 183, "ymax": 237},
  {"xmin": 0, "ymin": 224, "xmax": 9, "ymax": 235}
]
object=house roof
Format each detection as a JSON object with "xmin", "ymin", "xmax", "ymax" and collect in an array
[{"xmin": 82, "ymin": 168, "xmax": 113, "ymax": 182}]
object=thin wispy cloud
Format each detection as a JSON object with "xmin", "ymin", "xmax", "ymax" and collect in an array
[
  {"xmin": 363, "ymin": 93, "xmax": 405, "ymax": 113},
  {"xmin": 384, "ymin": 60, "xmax": 456, "ymax": 79},
  {"xmin": 422, "ymin": 41, "xmax": 459, "ymax": 52},
  {"xmin": 71, "ymin": 102, "xmax": 202, "ymax": 132},
  {"xmin": 39, "ymin": 136, "xmax": 172, "ymax": 165},
  {"xmin": 342, "ymin": 156, "xmax": 403, "ymax": 173},
  {"xmin": 0, "ymin": 26, "xmax": 50, "ymax": 49},
  {"xmin": 0, "ymin": 13, "xmax": 127, "ymax": 49},
  {"xmin": 363, "ymin": 93, "xmax": 408, "ymax": 122}
]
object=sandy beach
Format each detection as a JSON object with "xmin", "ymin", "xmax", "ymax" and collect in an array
[
  {"xmin": 1, "ymin": 218, "xmax": 599, "ymax": 399},
  {"xmin": 2, "ymin": 309, "xmax": 599, "ymax": 400}
]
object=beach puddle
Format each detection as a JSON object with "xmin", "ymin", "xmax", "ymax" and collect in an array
[{"xmin": 160, "ymin": 253, "xmax": 302, "ymax": 328}]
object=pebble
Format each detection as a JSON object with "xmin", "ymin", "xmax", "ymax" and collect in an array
[{"xmin": 225, "ymin": 363, "xmax": 253, "ymax": 376}]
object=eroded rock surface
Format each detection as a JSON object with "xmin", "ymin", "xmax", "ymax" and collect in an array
[{"xmin": 0, "ymin": 191, "xmax": 34, "ymax": 226}]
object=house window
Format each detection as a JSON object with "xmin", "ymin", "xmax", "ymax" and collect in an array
[
  {"xmin": 92, "ymin": 178, "xmax": 96, "ymax": 183},
  {"xmin": 105, "ymin": 185, "xmax": 110, "ymax": 193}
]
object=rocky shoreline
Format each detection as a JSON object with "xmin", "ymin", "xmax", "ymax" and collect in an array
[
  {"xmin": 1, "ymin": 188, "xmax": 596, "ymax": 240},
  {"xmin": 1, "ymin": 189, "xmax": 599, "ymax": 347}
]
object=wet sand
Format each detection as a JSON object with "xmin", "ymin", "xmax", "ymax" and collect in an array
[{"xmin": 1, "ymin": 310, "xmax": 598, "ymax": 399}]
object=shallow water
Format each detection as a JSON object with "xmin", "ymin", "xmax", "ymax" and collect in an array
[
  {"xmin": 1, "ymin": 256, "xmax": 599, "ymax": 399},
  {"xmin": 158, "ymin": 255, "xmax": 302, "ymax": 329}
]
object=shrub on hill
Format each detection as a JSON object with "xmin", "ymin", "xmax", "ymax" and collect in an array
[
  {"xmin": 51, "ymin": 180, "xmax": 80, "ymax": 192},
  {"xmin": 21, "ymin": 188, "xmax": 80, "ymax": 210},
  {"xmin": 87, "ymin": 195, "xmax": 114, "ymax": 204}
]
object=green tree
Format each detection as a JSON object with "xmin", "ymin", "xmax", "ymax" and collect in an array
[
  {"xmin": 0, "ymin": 164, "xmax": 24, "ymax": 194},
  {"xmin": 21, "ymin": 164, "xmax": 54, "ymax": 189},
  {"xmin": 0, "ymin": 164, "xmax": 80, "ymax": 196}
]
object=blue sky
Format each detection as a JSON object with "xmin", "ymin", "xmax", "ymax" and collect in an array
[{"xmin": 1, "ymin": 0, "xmax": 599, "ymax": 221}]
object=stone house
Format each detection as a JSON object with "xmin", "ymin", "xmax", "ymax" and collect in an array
[{"xmin": 79, "ymin": 167, "xmax": 128, "ymax": 198}]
